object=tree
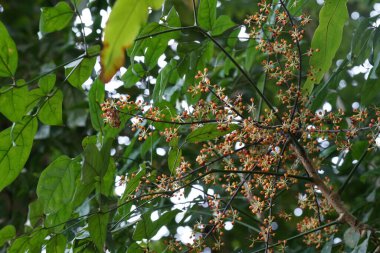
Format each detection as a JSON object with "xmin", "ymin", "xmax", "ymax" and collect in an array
[{"xmin": 0, "ymin": 0, "xmax": 380, "ymax": 252}]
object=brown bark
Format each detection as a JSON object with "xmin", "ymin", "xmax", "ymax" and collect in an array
[{"xmin": 291, "ymin": 137, "xmax": 365, "ymax": 230}]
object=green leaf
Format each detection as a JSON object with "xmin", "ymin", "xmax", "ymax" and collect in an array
[
  {"xmin": 121, "ymin": 63, "xmax": 145, "ymax": 88},
  {"xmin": 147, "ymin": 0, "xmax": 164, "ymax": 10},
  {"xmin": 72, "ymin": 179, "xmax": 95, "ymax": 208},
  {"xmin": 142, "ymin": 24, "xmax": 171, "ymax": 70},
  {"xmin": 149, "ymin": 240, "xmax": 167, "ymax": 253},
  {"xmin": 361, "ymin": 75, "xmax": 378, "ymax": 106},
  {"xmin": 99, "ymin": 158, "xmax": 116, "ymax": 197},
  {"xmin": 100, "ymin": 0, "xmax": 148, "ymax": 82},
  {"xmin": 211, "ymin": 15, "xmax": 235, "ymax": 36},
  {"xmin": 36, "ymin": 156, "xmax": 81, "ymax": 214},
  {"xmin": 351, "ymin": 141, "xmax": 367, "ymax": 160},
  {"xmin": 344, "ymin": 227, "xmax": 360, "ymax": 249},
  {"xmin": 70, "ymin": 0, "xmax": 88, "ymax": 11},
  {"xmin": 82, "ymin": 140, "xmax": 112, "ymax": 184},
  {"xmin": 88, "ymin": 79, "xmax": 105, "ymax": 132},
  {"xmin": 25, "ymin": 87, "xmax": 46, "ymax": 113},
  {"xmin": 88, "ymin": 212, "xmax": 109, "ymax": 252},
  {"xmin": 321, "ymin": 235, "xmax": 333, "ymax": 253},
  {"xmin": 72, "ymin": 239, "xmax": 97, "ymax": 253},
  {"xmin": 45, "ymin": 204, "xmax": 73, "ymax": 231},
  {"xmin": 0, "ymin": 83, "xmax": 28, "ymax": 122},
  {"xmin": 168, "ymin": 147, "xmax": 181, "ymax": 175},
  {"xmin": 223, "ymin": 52, "xmax": 234, "ymax": 75},
  {"xmin": 245, "ymin": 40, "xmax": 259, "ymax": 70},
  {"xmin": 0, "ymin": 225, "xmax": 16, "ymax": 247},
  {"xmin": 151, "ymin": 101, "xmax": 177, "ymax": 131},
  {"xmin": 303, "ymin": 0, "xmax": 348, "ymax": 95},
  {"xmin": 153, "ymin": 59, "xmax": 177, "ymax": 102},
  {"xmin": 121, "ymin": 165, "xmax": 146, "ymax": 201},
  {"xmin": 309, "ymin": 59, "xmax": 346, "ymax": 110},
  {"xmin": 0, "ymin": 21, "xmax": 18, "ymax": 77},
  {"xmin": 167, "ymin": 6, "xmax": 181, "ymax": 27},
  {"xmin": 227, "ymin": 28, "xmax": 240, "ymax": 48},
  {"xmin": 140, "ymin": 131, "xmax": 160, "ymax": 158},
  {"xmin": 369, "ymin": 26, "xmax": 380, "ymax": 66},
  {"xmin": 46, "ymin": 234, "xmax": 67, "ymax": 253},
  {"xmin": 186, "ymin": 123, "xmax": 240, "ymax": 143},
  {"xmin": 133, "ymin": 210, "xmax": 180, "ymax": 240},
  {"xmin": 133, "ymin": 7, "xmax": 180, "ymax": 70},
  {"xmin": 87, "ymin": 45, "xmax": 101, "ymax": 57},
  {"xmin": 39, "ymin": 1, "xmax": 74, "ymax": 34},
  {"xmin": 0, "ymin": 116, "xmax": 38, "ymax": 191},
  {"xmin": 127, "ymin": 243, "xmax": 144, "ymax": 253},
  {"xmin": 9, "ymin": 237, "xmax": 29, "ymax": 253},
  {"xmin": 178, "ymin": 40, "xmax": 214, "ymax": 87},
  {"xmin": 286, "ymin": 0, "xmax": 305, "ymax": 15},
  {"xmin": 173, "ymin": 0, "xmax": 195, "ymax": 26},
  {"xmin": 38, "ymin": 74, "xmax": 56, "ymax": 94},
  {"xmin": 113, "ymin": 201, "xmax": 133, "ymax": 225},
  {"xmin": 351, "ymin": 231, "xmax": 370, "ymax": 253},
  {"xmin": 8, "ymin": 229, "xmax": 48, "ymax": 253},
  {"xmin": 38, "ymin": 89, "xmax": 63, "ymax": 125},
  {"xmin": 82, "ymin": 135, "xmax": 98, "ymax": 149},
  {"xmin": 350, "ymin": 17, "xmax": 377, "ymax": 65},
  {"xmin": 319, "ymin": 145, "xmax": 336, "ymax": 160},
  {"xmin": 65, "ymin": 57, "xmax": 96, "ymax": 89},
  {"xmin": 28, "ymin": 200, "xmax": 44, "ymax": 228},
  {"xmin": 198, "ymin": 0, "xmax": 217, "ymax": 31}
]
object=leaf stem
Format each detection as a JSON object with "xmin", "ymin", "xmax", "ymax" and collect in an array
[
  {"xmin": 135, "ymin": 26, "xmax": 196, "ymax": 41},
  {"xmin": 192, "ymin": 0, "xmax": 199, "ymax": 26},
  {"xmin": 0, "ymin": 54, "xmax": 89, "ymax": 95}
]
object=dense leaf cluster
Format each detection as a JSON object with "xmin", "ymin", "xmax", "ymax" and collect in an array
[{"xmin": 0, "ymin": 0, "xmax": 380, "ymax": 252}]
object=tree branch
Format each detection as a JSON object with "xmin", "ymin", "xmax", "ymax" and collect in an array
[
  {"xmin": 251, "ymin": 219, "xmax": 341, "ymax": 253},
  {"xmin": 290, "ymin": 136, "xmax": 363, "ymax": 230}
]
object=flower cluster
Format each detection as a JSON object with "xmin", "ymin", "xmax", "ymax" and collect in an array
[
  {"xmin": 100, "ymin": 98, "xmax": 121, "ymax": 128},
  {"xmin": 99, "ymin": 0, "xmax": 380, "ymax": 251},
  {"xmin": 101, "ymin": 65, "xmax": 380, "ymax": 252},
  {"xmin": 245, "ymin": 0, "xmax": 311, "ymax": 86}
]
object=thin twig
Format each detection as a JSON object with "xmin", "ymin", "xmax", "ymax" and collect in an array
[
  {"xmin": 176, "ymin": 142, "xmax": 258, "ymax": 181},
  {"xmin": 290, "ymin": 135, "xmax": 362, "ymax": 229},
  {"xmin": 278, "ymin": 0, "xmax": 303, "ymax": 125},
  {"xmin": 0, "ymin": 54, "xmax": 88, "ymax": 94},
  {"xmin": 135, "ymin": 26, "xmax": 196, "ymax": 41},
  {"xmin": 196, "ymin": 27, "xmax": 279, "ymax": 116},
  {"xmin": 119, "ymin": 111, "xmax": 239, "ymax": 125},
  {"xmin": 264, "ymin": 139, "xmax": 290, "ymax": 252},
  {"xmin": 338, "ymin": 145, "xmax": 369, "ymax": 195},
  {"xmin": 197, "ymin": 169, "xmax": 312, "ymax": 182},
  {"xmin": 251, "ymin": 220, "xmax": 340, "ymax": 253}
]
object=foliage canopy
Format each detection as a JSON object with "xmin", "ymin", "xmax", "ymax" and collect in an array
[{"xmin": 0, "ymin": 0, "xmax": 380, "ymax": 252}]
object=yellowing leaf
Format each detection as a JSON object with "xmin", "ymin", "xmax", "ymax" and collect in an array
[{"xmin": 100, "ymin": 0, "xmax": 149, "ymax": 83}]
